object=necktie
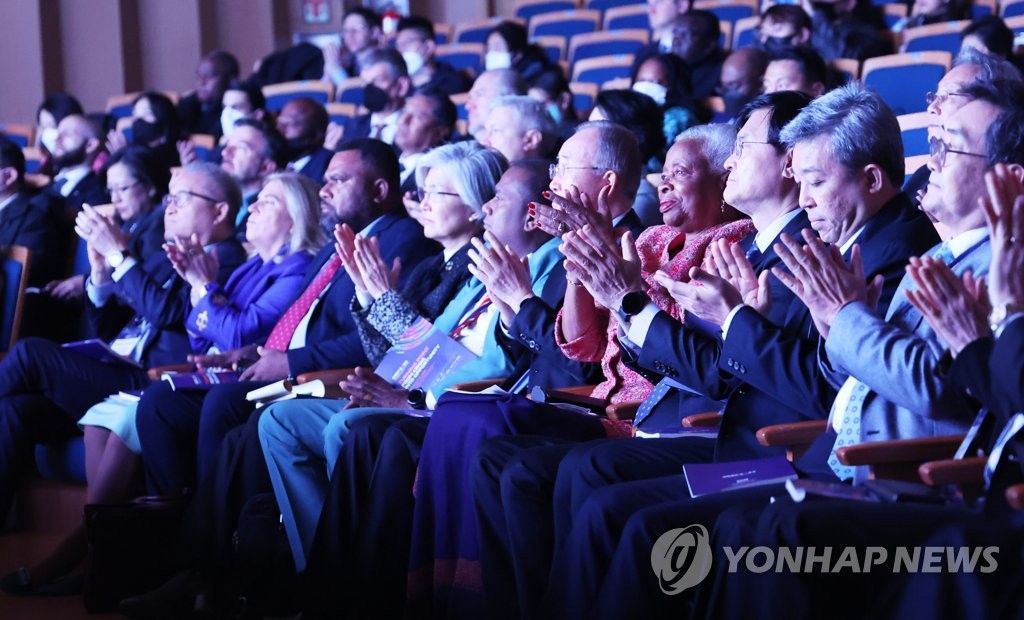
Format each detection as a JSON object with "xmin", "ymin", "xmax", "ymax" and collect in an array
[
  {"xmin": 52, "ymin": 176, "xmax": 68, "ymax": 193},
  {"xmin": 263, "ymin": 255, "xmax": 342, "ymax": 351},
  {"xmin": 372, "ymin": 123, "xmax": 387, "ymax": 140},
  {"xmin": 633, "ymin": 378, "xmax": 673, "ymax": 427},
  {"xmin": 828, "ymin": 242, "xmax": 957, "ymax": 480}
]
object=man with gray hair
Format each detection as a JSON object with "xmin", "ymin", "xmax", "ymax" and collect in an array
[
  {"xmin": 342, "ymin": 48, "xmax": 412, "ymax": 144},
  {"xmin": 0, "ymin": 162, "xmax": 247, "ymax": 525},
  {"xmin": 904, "ymin": 45, "xmax": 1022, "ymax": 204},
  {"xmin": 479, "ymin": 95, "xmax": 559, "ymax": 161},
  {"xmin": 465, "ymin": 69, "xmax": 526, "ymax": 139}
]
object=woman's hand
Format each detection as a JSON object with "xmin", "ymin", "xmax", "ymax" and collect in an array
[{"xmin": 353, "ymin": 235, "xmax": 400, "ymax": 299}]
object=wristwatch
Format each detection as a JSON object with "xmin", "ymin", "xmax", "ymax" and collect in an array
[
  {"xmin": 105, "ymin": 250, "xmax": 129, "ymax": 269},
  {"xmin": 616, "ymin": 290, "xmax": 650, "ymax": 323},
  {"xmin": 407, "ymin": 388, "xmax": 428, "ymax": 410},
  {"xmin": 989, "ymin": 302, "xmax": 1024, "ymax": 333}
]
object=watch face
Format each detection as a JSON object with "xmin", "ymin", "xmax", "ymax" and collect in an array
[{"xmin": 622, "ymin": 291, "xmax": 648, "ymax": 315}]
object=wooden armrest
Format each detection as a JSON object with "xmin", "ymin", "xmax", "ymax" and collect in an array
[
  {"xmin": 605, "ymin": 401, "xmax": 639, "ymax": 421},
  {"xmin": 147, "ymin": 364, "xmax": 192, "ymax": 381},
  {"xmin": 756, "ymin": 420, "xmax": 828, "ymax": 462},
  {"xmin": 917, "ymin": 456, "xmax": 987, "ymax": 487},
  {"xmin": 1006, "ymin": 483, "xmax": 1024, "ymax": 511},
  {"xmin": 682, "ymin": 412, "xmax": 722, "ymax": 428},
  {"xmin": 449, "ymin": 378, "xmax": 506, "ymax": 392},
  {"xmin": 295, "ymin": 368, "xmax": 355, "ymax": 386},
  {"xmin": 836, "ymin": 435, "xmax": 965, "ymax": 466},
  {"xmin": 756, "ymin": 420, "xmax": 828, "ymax": 447}
]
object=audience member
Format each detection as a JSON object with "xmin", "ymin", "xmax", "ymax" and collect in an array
[
  {"xmin": 668, "ymin": 9, "xmax": 726, "ymax": 100},
  {"xmin": 393, "ymin": 90, "xmax": 457, "ymax": 194},
  {"xmin": 645, "ymin": 0, "xmax": 688, "ymax": 53},
  {"xmin": 341, "ymin": 48, "xmax": 411, "ymax": 145},
  {"xmin": 177, "ymin": 50, "xmax": 240, "ymax": 138},
  {"xmin": 275, "ymin": 97, "xmax": 333, "ymax": 182},
  {"xmin": 894, "ymin": 0, "xmax": 970, "ymax": 31},
  {"xmin": 47, "ymin": 114, "xmax": 109, "ymax": 214},
  {"xmin": 395, "ymin": 16, "xmax": 472, "ymax": 95},
  {"xmin": 479, "ymin": 95, "xmax": 558, "ymax": 162},
  {"xmin": 756, "ymin": 4, "xmax": 813, "ymax": 52},
  {"xmin": 717, "ymin": 47, "xmax": 768, "ymax": 119},
  {"xmin": 763, "ymin": 46, "xmax": 828, "ymax": 96},
  {"xmin": 484, "ymin": 21, "xmax": 554, "ymax": 81},
  {"xmin": 220, "ymin": 118, "xmax": 287, "ymax": 239},
  {"xmin": 631, "ymin": 52, "xmax": 700, "ymax": 149},
  {"xmin": 322, "ymin": 7, "xmax": 385, "ymax": 85},
  {"xmin": 526, "ymin": 69, "xmax": 580, "ymax": 139},
  {"xmin": 961, "ymin": 15, "xmax": 1017, "ymax": 59},
  {"xmin": 34, "ymin": 93, "xmax": 84, "ymax": 177},
  {"xmin": 0, "ymin": 137, "xmax": 64, "ymax": 286},
  {"xmin": 465, "ymin": 69, "xmax": 526, "ymax": 139},
  {"xmin": 804, "ymin": 0, "xmax": 892, "ymax": 61}
]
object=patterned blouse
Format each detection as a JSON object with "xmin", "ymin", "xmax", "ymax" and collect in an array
[{"xmin": 555, "ymin": 219, "xmax": 756, "ymax": 403}]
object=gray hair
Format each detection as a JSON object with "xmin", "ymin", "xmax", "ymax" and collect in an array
[
  {"xmin": 573, "ymin": 120, "xmax": 643, "ymax": 200},
  {"xmin": 953, "ymin": 45, "xmax": 1022, "ymax": 86},
  {"xmin": 675, "ymin": 123, "xmax": 736, "ymax": 175},
  {"xmin": 489, "ymin": 95, "xmax": 558, "ymax": 153},
  {"xmin": 360, "ymin": 47, "xmax": 408, "ymax": 79},
  {"xmin": 184, "ymin": 161, "xmax": 243, "ymax": 220},
  {"xmin": 779, "ymin": 81, "xmax": 904, "ymax": 187},
  {"xmin": 415, "ymin": 141, "xmax": 509, "ymax": 216},
  {"xmin": 263, "ymin": 172, "xmax": 327, "ymax": 254},
  {"xmin": 480, "ymin": 69, "xmax": 527, "ymax": 97}
]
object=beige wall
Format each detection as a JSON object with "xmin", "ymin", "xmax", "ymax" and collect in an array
[{"xmin": 0, "ymin": 0, "xmax": 506, "ymax": 126}]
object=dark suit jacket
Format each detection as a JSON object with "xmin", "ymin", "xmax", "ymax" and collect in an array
[
  {"xmin": 284, "ymin": 210, "xmax": 438, "ymax": 375},
  {"xmin": 85, "ymin": 237, "xmax": 245, "ymax": 368},
  {"xmin": 0, "ymin": 190, "xmax": 64, "ymax": 285},
  {"xmin": 342, "ymin": 115, "xmax": 372, "ymax": 142},
  {"xmin": 124, "ymin": 205, "xmax": 167, "ymax": 265},
  {"xmin": 177, "ymin": 93, "xmax": 223, "ymax": 138},
  {"xmin": 243, "ymin": 42, "xmax": 324, "ymax": 90},
  {"xmin": 419, "ymin": 61, "xmax": 472, "ymax": 95},
  {"xmin": 57, "ymin": 171, "xmax": 109, "ymax": 215},
  {"xmin": 295, "ymin": 148, "xmax": 334, "ymax": 185}
]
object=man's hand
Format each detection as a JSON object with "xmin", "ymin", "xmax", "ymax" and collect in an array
[
  {"xmin": 707, "ymin": 238, "xmax": 773, "ymax": 316},
  {"xmin": 334, "ymin": 223, "xmax": 367, "ymax": 293},
  {"xmin": 239, "ymin": 346, "xmax": 291, "ymax": 381},
  {"xmin": 532, "ymin": 184, "xmax": 614, "ymax": 241},
  {"xmin": 76, "ymin": 203, "xmax": 129, "ymax": 257},
  {"xmin": 189, "ymin": 344, "xmax": 260, "ymax": 371},
  {"xmin": 771, "ymin": 229, "xmax": 883, "ymax": 339},
  {"xmin": 176, "ymin": 140, "xmax": 199, "ymax": 166},
  {"xmin": 562, "ymin": 227, "xmax": 643, "ymax": 312},
  {"xmin": 905, "ymin": 257, "xmax": 990, "ymax": 356},
  {"xmin": 44, "ymin": 274, "xmax": 87, "ymax": 301},
  {"xmin": 339, "ymin": 366, "xmax": 409, "ymax": 408},
  {"xmin": 467, "ymin": 233, "xmax": 534, "ymax": 317},
  {"xmin": 981, "ymin": 164, "xmax": 1024, "ymax": 312}
]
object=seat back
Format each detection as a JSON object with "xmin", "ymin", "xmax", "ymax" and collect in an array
[
  {"xmin": 0, "ymin": 123, "xmax": 34, "ymax": 148},
  {"xmin": 261, "ymin": 80, "xmax": 334, "ymax": 112},
  {"xmin": 603, "ymin": 4, "xmax": 649, "ymax": 30},
  {"xmin": 569, "ymin": 81, "xmax": 600, "ymax": 116},
  {"xmin": 535, "ymin": 35, "xmax": 568, "ymax": 63},
  {"xmin": 326, "ymin": 102, "xmax": 358, "ymax": 127},
  {"xmin": 693, "ymin": 0, "xmax": 758, "ymax": 26},
  {"xmin": 23, "ymin": 147, "xmax": 43, "ymax": 174},
  {"xmin": 898, "ymin": 111, "xmax": 932, "ymax": 158},
  {"xmin": 435, "ymin": 43, "xmax": 485, "ymax": 76},
  {"xmin": 1003, "ymin": 0, "xmax": 1024, "ymax": 17},
  {"xmin": 453, "ymin": 17, "xmax": 517, "ymax": 44},
  {"xmin": 732, "ymin": 15, "xmax": 760, "ymax": 49},
  {"xmin": 568, "ymin": 29, "xmax": 649, "ymax": 66},
  {"xmin": 862, "ymin": 51, "xmax": 951, "ymax": 115},
  {"xmin": 105, "ymin": 91, "xmax": 178, "ymax": 119},
  {"xmin": 515, "ymin": 0, "xmax": 578, "ymax": 22},
  {"xmin": 529, "ymin": 9, "xmax": 601, "ymax": 39},
  {"xmin": 882, "ymin": 3, "xmax": 907, "ymax": 28},
  {"xmin": 0, "ymin": 245, "xmax": 30, "ymax": 352},
  {"xmin": 901, "ymin": 20, "xmax": 970, "ymax": 54},
  {"xmin": 571, "ymin": 54, "xmax": 635, "ymax": 85}
]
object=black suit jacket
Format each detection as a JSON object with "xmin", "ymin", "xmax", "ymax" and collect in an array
[
  {"xmin": 0, "ymin": 190, "xmax": 64, "ymax": 285},
  {"xmin": 177, "ymin": 93, "xmax": 223, "ymax": 138},
  {"xmin": 243, "ymin": 42, "xmax": 324, "ymax": 90},
  {"xmin": 342, "ymin": 115, "xmax": 372, "ymax": 142},
  {"xmin": 295, "ymin": 148, "xmax": 334, "ymax": 185},
  {"xmin": 85, "ymin": 237, "xmax": 245, "ymax": 368},
  {"xmin": 285, "ymin": 210, "xmax": 439, "ymax": 375},
  {"xmin": 56, "ymin": 172, "xmax": 109, "ymax": 215}
]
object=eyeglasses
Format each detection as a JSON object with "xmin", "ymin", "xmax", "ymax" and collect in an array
[
  {"xmin": 928, "ymin": 137, "xmax": 987, "ymax": 169},
  {"xmin": 548, "ymin": 163, "xmax": 604, "ymax": 180},
  {"xmin": 732, "ymin": 139, "xmax": 774, "ymax": 158},
  {"xmin": 417, "ymin": 188, "xmax": 461, "ymax": 202},
  {"xmin": 925, "ymin": 91, "xmax": 970, "ymax": 106},
  {"xmin": 162, "ymin": 189, "xmax": 223, "ymax": 208}
]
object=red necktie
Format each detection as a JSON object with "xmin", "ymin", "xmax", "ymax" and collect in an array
[{"xmin": 263, "ymin": 255, "xmax": 342, "ymax": 351}]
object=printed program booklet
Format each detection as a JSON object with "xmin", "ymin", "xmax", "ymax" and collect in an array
[
  {"xmin": 62, "ymin": 339, "xmax": 142, "ymax": 368},
  {"xmin": 162, "ymin": 368, "xmax": 240, "ymax": 391},
  {"xmin": 373, "ymin": 317, "xmax": 477, "ymax": 390},
  {"xmin": 683, "ymin": 456, "xmax": 798, "ymax": 498}
]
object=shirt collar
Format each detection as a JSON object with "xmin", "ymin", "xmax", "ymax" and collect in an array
[
  {"xmin": 947, "ymin": 227, "xmax": 988, "ymax": 258},
  {"xmin": 754, "ymin": 209, "xmax": 801, "ymax": 252}
]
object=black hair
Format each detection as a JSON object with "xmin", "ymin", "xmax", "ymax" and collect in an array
[
  {"xmin": 593, "ymin": 89, "xmax": 666, "ymax": 162},
  {"xmin": 234, "ymin": 117, "xmax": 290, "ymax": 169},
  {"xmin": 961, "ymin": 16, "xmax": 1015, "ymax": 58},
  {"xmin": 961, "ymin": 79, "xmax": 1024, "ymax": 166},
  {"xmin": 734, "ymin": 90, "xmax": 814, "ymax": 152},
  {"xmin": 488, "ymin": 21, "xmax": 529, "ymax": 54},
  {"xmin": 412, "ymin": 88, "xmax": 457, "ymax": 135},
  {"xmin": 101, "ymin": 146, "xmax": 171, "ymax": 198},
  {"xmin": 344, "ymin": 7, "xmax": 382, "ymax": 31},
  {"xmin": 768, "ymin": 46, "xmax": 828, "ymax": 88},
  {"xmin": 131, "ymin": 91, "xmax": 181, "ymax": 142},
  {"xmin": 631, "ymin": 52, "xmax": 695, "ymax": 109},
  {"xmin": 397, "ymin": 15, "xmax": 435, "ymax": 41},
  {"xmin": 225, "ymin": 79, "xmax": 267, "ymax": 111},
  {"xmin": 205, "ymin": 50, "xmax": 240, "ymax": 80},
  {"xmin": 37, "ymin": 93, "xmax": 84, "ymax": 125},
  {"xmin": 337, "ymin": 137, "xmax": 401, "ymax": 200},
  {"xmin": 0, "ymin": 136, "xmax": 26, "ymax": 182}
]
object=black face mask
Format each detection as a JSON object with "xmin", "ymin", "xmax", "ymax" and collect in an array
[
  {"xmin": 131, "ymin": 119, "xmax": 164, "ymax": 147},
  {"xmin": 758, "ymin": 35, "xmax": 797, "ymax": 54},
  {"xmin": 285, "ymin": 137, "xmax": 312, "ymax": 160},
  {"xmin": 362, "ymin": 84, "xmax": 390, "ymax": 113}
]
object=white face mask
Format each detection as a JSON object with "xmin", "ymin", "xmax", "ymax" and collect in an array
[
  {"xmin": 220, "ymin": 107, "xmax": 246, "ymax": 138},
  {"xmin": 632, "ymin": 81, "xmax": 668, "ymax": 106},
  {"xmin": 39, "ymin": 127, "xmax": 59, "ymax": 153},
  {"xmin": 485, "ymin": 51, "xmax": 512, "ymax": 71},
  {"xmin": 402, "ymin": 50, "xmax": 425, "ymax": 76}
]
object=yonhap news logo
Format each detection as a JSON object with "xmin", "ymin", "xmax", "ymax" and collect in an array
[{"xmin": 650, "ymin": 524, "xmax": 714, "ymax": 595}]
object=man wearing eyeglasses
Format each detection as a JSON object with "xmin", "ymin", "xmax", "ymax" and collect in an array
[{"xmin": 0, "ymin": 162, "xmax": 246, "ymax": 527}]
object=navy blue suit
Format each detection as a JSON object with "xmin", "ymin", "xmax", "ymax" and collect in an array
[
  {"xmin": 136, "ymin": 210, "xmax": 436, "ymax": 495},
  {"xmin": 0, "ymin": 190, "xmax": 64, "ymax": 286},
  {"xmin": 293, "ymin": 148, "xmax": 334, "ymax": 185},
  {"xmin": 341, "ymin": 115, "xmax": 372, "ymax": 142}
]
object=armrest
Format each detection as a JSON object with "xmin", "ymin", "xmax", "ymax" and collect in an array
[
  {"xmin": 147, "ymin": 364, "xmax": 192, "ymax": 381},
  {"xmin": 605, "ymin": 401, "xmax": 639, "ymax": 421},
  {"xmin": 295, "ymin": 368, "xmax": 356, "ymax": 386},
  {"xmin": 756, "ymin": 420, "xmax": 828, "ymax": 462},
  {"xmin": 449, "ymin": 378, "xmax": 506, "ymax": 392},
  {"xmin": 917, "ymin": 456, "xmax": 987, "ymax": 487},
  {"xmin": 542, "ymin": 385, "xmax": 606, "ymax": 410},
  {"xmin": 682, "ymin": 412, "xmax": 722, "ymax": 428},
  {"xmin": 836, "ymin": 434, "xmax": 965, "ymax": 483},
  {"xmin": 1006, "ymin": 483, "xmax": 1024, "ymax": 511}
]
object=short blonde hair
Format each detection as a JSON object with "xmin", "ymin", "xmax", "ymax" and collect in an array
[{"xmin": 264, "ymin": 171, "xmax": 326, "ymax": 254}]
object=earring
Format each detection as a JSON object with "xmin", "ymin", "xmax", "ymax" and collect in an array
[{"xmin": 720, "ymin": 199, "xmax": 727, "ymax": 213}]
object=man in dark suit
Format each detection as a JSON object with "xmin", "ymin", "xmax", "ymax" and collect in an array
[
  {"xmin": 342, "ymin": 48, "xmax": 411, "ymax": 148},
  {"xmin": 0, "ymin": 161, "xmax": 245, "ymax": 525},
  {"xmin": 275, "ymin": 97, "xmax": 333, "ymax": 184},
  {"xmin": 176, "ymin": 50, "xmax": 239, "ymax": 139},
  {"xmin": 549, "ymin": 82, "xmax": 1009, "ymax": 620},
  {"xmin": 0, "ymin": 137, "xmax": 64, "ymax": 286},
  {"xmin": 394, "ymin": 90, "xmax": 456, "ymax": 196},
  {"xmin": 47, "ymin": 114, "xmax": 108, "ymax": 215},
  {"xmin": 220, "ymin": 118, "xmax": 286, "ymax": 239},
  {"xmin": 135, "ymin": 139, "xmax": 436, "ymax": 496},
  {"xmin": 394, "ymin": 17, "xmax": 472, "ymax": 96}
]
